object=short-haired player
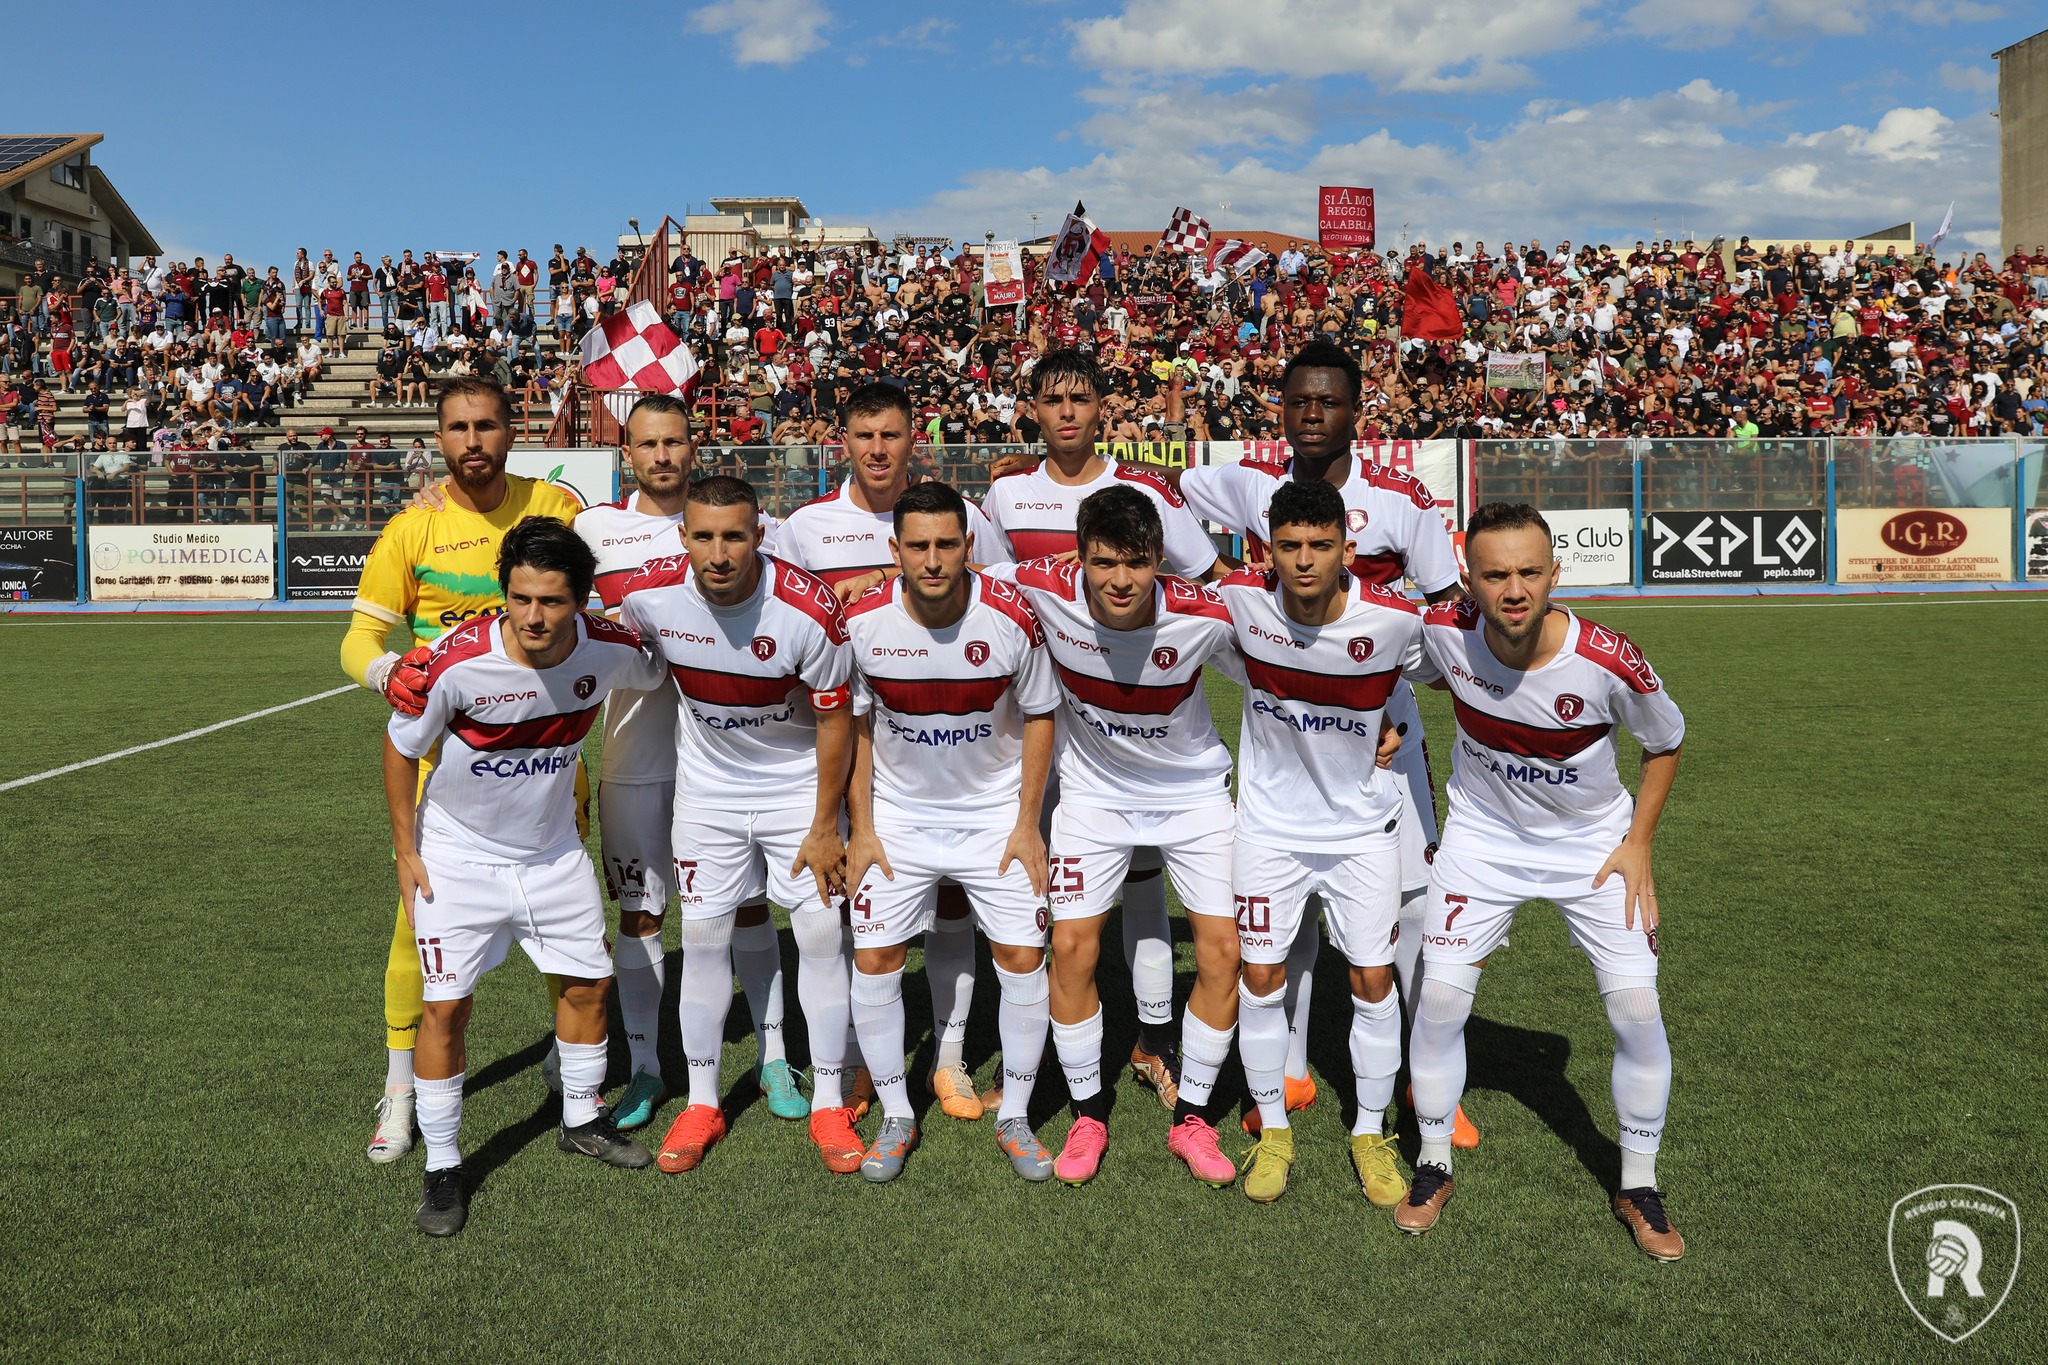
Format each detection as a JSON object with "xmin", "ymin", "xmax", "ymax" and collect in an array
[
  {"xmin": 1397, "ymin": 504, "xmax": 1687, "ymax": 1260},
  {"xmin": 383, "ymin": 517, "xmax": 667, "ymax": 1236},
  {"xmin": 841, "ymin": 481, "xmax": 1062, "ymax": 1181}
]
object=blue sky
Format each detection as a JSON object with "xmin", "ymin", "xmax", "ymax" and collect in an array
[{"xmin": 8, "ymin": 0, "xmax": 2030, "ymax": 273}]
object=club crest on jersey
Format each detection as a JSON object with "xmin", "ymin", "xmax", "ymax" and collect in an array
[
  {"xmin": 965, "ymin": 640, "xmax": 991, "ymax": 667},
  {"xmin": 751, "ymin": 635, "xmax": 777, "ymax": 662},
  {"xmin": 1151, "ymin": 646, "xmax": 1179, "ymax": 670},
  {"xmin": 1348, "ymin": 636, "xmax": 1374, "ymax": 662},
  {"xmin": 1347, "ymin": 509, "xmax": 1369, "ymax": 532},
  {"xmin": 574, "ymin": 675, "xmax": 597, "ymax": 700},
  {"xmin": 1555, "ymin": 692, "xmax": 1586, "ymax": 722}
]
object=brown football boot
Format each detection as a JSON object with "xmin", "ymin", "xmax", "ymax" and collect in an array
[
  {"xmin": 1394, "ymin": 1162, "xmax": 1455, "ymax": 1234},
  {"xmin": 1613, "ymin": 1187, "xmax": 1686, "ymax": 1261}
]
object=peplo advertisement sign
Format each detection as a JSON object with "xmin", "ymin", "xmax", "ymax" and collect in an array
[
  {"xmin": 507, "ymin": 449, "xmax": 617, "ymax": 512},
  {"xmin": 1837, "ymin": 507, "xmax": 2013, "ymax": 583},
  {"xmin": 2026, "ymin": 509, "xmax": 2048, "ymax": 580},
  {"xmin": 286, "ymin": 533, "xmax": 377, "ymax": 599},
  {"xmin": 1645, "ymin": 510, "xmax": 1825, "ymax": 585},
  {"xmin": 88, "ymin": 525, "xmax": 275, "ymax": 600},
  {"xmin": 1544, "ymin": 508, "xmax": 1632, "ymax": 586},
  {"xmin": 0, "ymin": 525, "xmax": 78, "ymax": 600}
]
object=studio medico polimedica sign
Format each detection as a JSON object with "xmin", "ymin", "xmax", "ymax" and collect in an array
[
  {"xmin": 88, "ymin": 526, "xmax": 276, "ymax": 601},
  {"xmin": 1836, "ymin": 508, "xmax": 2013, "ymax": 584}
]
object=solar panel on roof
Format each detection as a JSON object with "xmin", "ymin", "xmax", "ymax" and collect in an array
[{"xmin": 0, "ymin": 136, "xmax": 79, "ymax": 176}]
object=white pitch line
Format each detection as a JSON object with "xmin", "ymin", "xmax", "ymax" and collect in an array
[{"xmin": 0, "ymin": 685, "xmax": 357, "ymax": 792}]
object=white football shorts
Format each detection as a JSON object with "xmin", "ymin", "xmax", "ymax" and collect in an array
[
  {"xmin": 597, "ymin": 780, "xmax": 674, "ymax": 914},
  {"xmin": 1421, "ymin": 844, "xmax": 1660, "ymax": 979},
  {"xmin": 410, "ymin": 838, "xmax": 613, "ymax": 1001},
  {"xmin": 670, "ymin": 803, "xmax": 839, "ymax": 920},
  {"xmin": 1233, "ymin": 837, "xmax": 1401, "ymax": 967},
  {"xmin": 1046, "ymin": 801, "xmax": 1234, "ymax": 922},
  {"xmin": 850, "ymin": 821, "xmax": 1048, "ymax": 950}
]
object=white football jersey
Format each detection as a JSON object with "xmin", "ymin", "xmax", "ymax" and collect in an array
[
  {"xmin": 846, "ymin": 573, "xmax": 1061, "ymax": 829},
  {"xmin": 617, "ymin": 551, "xmax": 852, "ymax": 812},
  {"xmin": 1180, "ymin": 455, "xmax": 1459, "ymax": 594},
  {"xmin": 991, "ymin": 557, "xmax": 1237, "ymax": 811},
  {"xmin": 575, "ymin": 491, "xmax": 687, "ymax": 787},
  {"xmin": 980, "ymin": 460, "xmax": 1220, "ymax": 579},
  {"xmin": 1213, "ymin": 567, "xmax": 1426, "ymax": 852},
  {"xmin": 1421, "ymin": 601, "xmax": 1686, "ymax": 870},
  {"xmin": 389, "ymin": 613, "xmax": 666, "ymax": 861},
  {"xmin": 777, "ymin": 478, "xmax": 998, "ymax": 586}
]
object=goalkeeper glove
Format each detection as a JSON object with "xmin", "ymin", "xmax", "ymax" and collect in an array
[{"xmin": 365, "ymin": 647, "xmax": 433, "ymax": 715}]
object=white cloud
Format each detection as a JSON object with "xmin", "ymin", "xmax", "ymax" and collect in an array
[
  {"xmin": 1938, "ymin": 61, "xmax": 1998, "ymax": 96},
  {"xmin": 689, "ymin": 0, "xmax": 831, "ymax": 66},
  {"xmin": 1069, "ymin": 0, "xmax": 1596, "ymax": 91},
  {"xmin": 1623, "ymin": 0, "xmax": 2003, "ymax": 45}
]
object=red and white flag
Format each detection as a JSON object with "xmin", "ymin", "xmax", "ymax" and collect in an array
[
  {"xmin": 1160, "ymin": 206, "xmax": 1210, "ymax": 256},
  {"xmin": 1046, "ymin": 201, "xmax": 1113, "ymax": 285},
  {"xmin": 1205, "ymin": 238, "xmax": 1270, "ymax": 278},
  {"xmin": 580, "ymin": 300, "xmax": 700, "ymax": 423}
]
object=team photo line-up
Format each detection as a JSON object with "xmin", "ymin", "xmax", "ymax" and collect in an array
[{"xmin": 342, "ymin": 351, "xmax": 1684, "ymax": 1256}]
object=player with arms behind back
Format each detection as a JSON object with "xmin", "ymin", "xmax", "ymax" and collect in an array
[
  {"xmin": 1398, "ymin": 503, "xmax": 1688, "ymax": 1260},
  {"xmin": 341, "ymin": 376, "xmax": 583, "ymax": 1164},
  {"xmin": 383, "ymin": 518, "xmax": 667, "ymax": 1236},
  {"xmin": 1213, "ymin": 479, "xmax": 1424, "ymax": 1207}
]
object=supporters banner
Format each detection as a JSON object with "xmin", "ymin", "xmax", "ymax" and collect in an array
[
  {"xmin": 1094, "ymin": 440, "xmax": 1189, "ymax": 470},
  {"xmin": 1203, "ymin": 438, "xmax": 1460, "ymax": 535},
  {"xmin": 1837, "ymin": 507, "xmax": 2014, "ymax": 583},
  {"xmin": 285, "ymin": 533, "xmax": 377, "ymax": 600},
  {"xmin": 2027, "ymin": 509, "xmax": 2048, "ymax": 580},
  {"xmin": 1544, "ymin": 508, "xmax": 1632, "ymax": 586},
  {"xmin": 507, "ymin": 449, "xmax": 618, "ymax": 511},
  {"xmin": 1318, "ymin": 186, "xmax": 1376, "ymax": 249},
  {"xmin": 0, "ymin": 525, "xmax": 77, "ymax": 601},
  {"xmin": 1485, "ymin": 352, "xmax": 1547, "ymax": 390},
  {"xmin": 983, "ymin": 241, "xmax": 1026, "ymax": 308},
  {"xmin": 1645, "ymin": 510, "xmax": 1825, "ymax": 585},
  {"xmin": 88, "ymin": 525, "xmax": 275, "ymax": 601}
]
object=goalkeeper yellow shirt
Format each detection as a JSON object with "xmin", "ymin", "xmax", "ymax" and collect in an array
[{"xmin": 341, "ymin": 474, "xmax": 584, "ymax": 683}]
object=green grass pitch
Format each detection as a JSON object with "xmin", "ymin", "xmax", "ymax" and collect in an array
[{"xmin": 1, "ymin": 598, "xmax": 2042, "ymax": 1361}]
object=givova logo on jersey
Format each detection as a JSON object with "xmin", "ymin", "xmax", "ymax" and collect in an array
[{"xmin": 1889, "ymin": 1185, "xmax": 2020, "ymax": 1343}]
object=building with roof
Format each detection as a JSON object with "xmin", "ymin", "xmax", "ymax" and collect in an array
[
  {"xmin": 0, "ymin": 134, "xmax": 162, "ymax": 293},
  {"xmin": 1996, "ymin": 28, "xmax": 2048, "ymax": 252}
]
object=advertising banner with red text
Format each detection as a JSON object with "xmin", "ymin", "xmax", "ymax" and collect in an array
[
  {"xmin": 1837, "ymin": 507, "xmax": 2013, "ymax": 583},
  {"xmin": 1318, "ymin": 186, "xmax": 1376, "ymax": 249}
]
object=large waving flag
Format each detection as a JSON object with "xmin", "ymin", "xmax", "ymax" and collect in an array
[
  {"xmin": 1046, "ymin": 202, "xmax": 1113, "ymax": 285},
  {"xmin": 1160, "ymin": 206, "xmax": 1210, "ymax": 256},
  {"xmin": 1205, "ymin": 238, "xmax": 1270, "ymax": 278},
  {"xmin": 1927, "ymin": 201, "xmax": 1955, "ymax": 256},
  {"xmin": 580, "ymin": 299, "xmax": 700, "ymax": 423},
  {"xmin": 1401, "ymin": 264, "xmax": 1465, "ymax": 341}
]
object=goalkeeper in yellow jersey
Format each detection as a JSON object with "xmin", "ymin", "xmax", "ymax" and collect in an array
[{"xmin": 340, "ymin": 375, "xmax": 584, "ymax": 1162}]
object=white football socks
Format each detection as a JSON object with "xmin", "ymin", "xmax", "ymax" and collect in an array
[
  {"xmin": 1349, "ymin": 990, "xmax": 1401, "ymax": 1136},
  {"xmin": 1602, "ymin": 977, "xmax": 1670, "ymax": 1190},
  {"xmin": 1237, "ymin": 980, "xmax": 1291, "ymax": 1130},
  {"xmin": 675, "ymin": 943, "xmax": 733, "ymax": 1110},
  {"xmin": 1052, "ymin": 1008, "xmax": 1105, "ymax": 1103},
  {"xmin": 613, "ymin": 930, "xmax": 666, "ymax": 1077},
  {"xmin": 730, "ymin": 920, "xmax": 786, "ymax": 1067},
  {"xmin": 791, "ymin": 912, "xmax": 850, "ymax": 1111},
  {"xmin": 385, "ymin": 1047, "xmax": 415, "ymax": 1095},
  {"xmin": 1179, "ymin": 1011, "xmax": 1235, "ymax": 1109},
  {"xmin": 924, "ymin": 914, "xmax": 976, "ymax": 1072},
  {"xmin": 851, "ymin": 967, "xmax": 911, "ymax": 1120},
  {"xmin": 1409, "ymin": 965, "xmax": 1482, "ymax": 1173},
  {"xmin": 1121, "ymin": 877, "xmax": 1174, "ymax": 1030},
  {"xmin": 1282, "ymin": 921, "xmax": 1319, "ymax": 1078},
  {"xmin": 555, "ymin": 1039, "xmax": 607, "ymax": 1127},
  {"xmin": 415, "ymin": 1072, "xmax": 464, "ymax": 1171},
  {"xmin": 993, "ymin": 964, "xmax": 1050, "ymax": 1122}
]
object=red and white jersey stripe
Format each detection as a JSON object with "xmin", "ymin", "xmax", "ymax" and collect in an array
[
  {"xmin": 1180, "ymin": 455, "xmax": 1459, "ymax": 594},
  {"xmin": 388, "ymin": 613, "xmax": 665, "ymax": 861},
  {"xmin": 777, "ymin": 478, "xmax": 998, "ymax": 586},
  {"xmin": 980, "ymin": 460, "xmax": 1219, "ymax": 579},
  {"xmin": 846, "ymin": 573, "xmax": 1060, "ymax": 829},
  {"xmin": 1214, "ymin": 568, "xmax": 1426, "ymax": 852},
  {"xmin": 618, "ymin": 552, "xmax": 852, "ymax": 811},
  {"xmin": 1422, "ymin": 601, "xmax": 1685, "ymax": 870},
  {"xmin": 991, "ymin": 557, "xmax": 1236, "ymax": 811}
]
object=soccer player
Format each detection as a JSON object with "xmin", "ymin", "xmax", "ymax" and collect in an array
[
  {"xmin": 1170, "ymin": 341, "xmax": 1478, "ymax": 1147},
  {"xmin": 777, "ymin": 381, "xmax": 1000, "ymax": 1122},
  {"xmin": 842, "ymin": 481, "xmax": 1060, "ymax": 1181},
  {"xmin": 981, "ymin": 348, "xmax": 1227, "ymax": 1109},
  {"xmin": 615, "ymin": 476, "xmax": 860, "ymax": 1175},
  {"xmin": 1214, "ymin": 479, "xmax": 1422, "ymax": 1206},
  {"xmin": 341, "ymin": 376, "xmax": 583, "ymax": 1163},
  {"xmin": 1398, "ymin": 503, "xmax": 1687, "ymax": 1260},
  {"xmin": 384, "ymin": 517, "xmax": 665, "ymax": 1236},
  {"xmin": 574, "ymin": 394, "xmax": 806, "ymax": 1129},
  {"xmin": 989, "ymin": 486, "xmax": 1243, "ymax": 1186}
]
